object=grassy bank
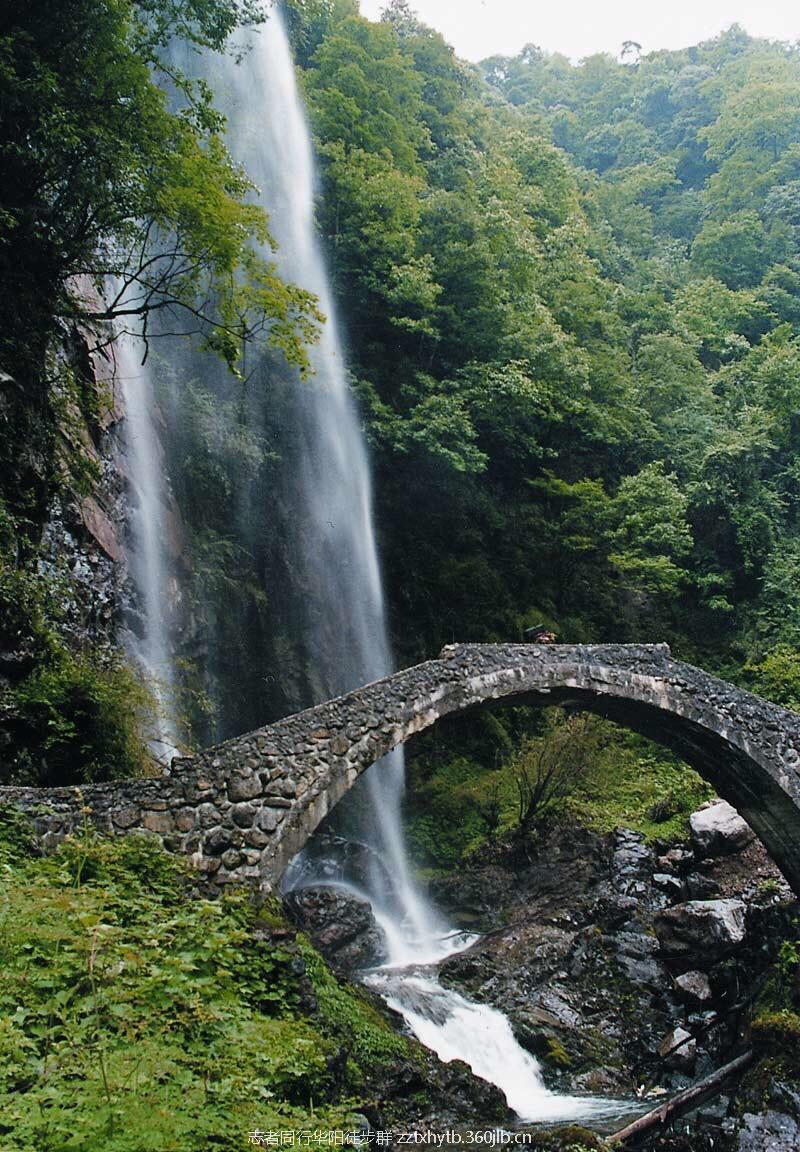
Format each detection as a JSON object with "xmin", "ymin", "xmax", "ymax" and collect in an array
[{"xmin": 0, "ymin": 810, "xmax": 414, "ymax": 1152}]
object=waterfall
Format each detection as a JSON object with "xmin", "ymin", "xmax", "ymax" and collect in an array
[
  {"xmin": 118, "ymin": 4, "xmax": 621, "ymax": 1124},
  {"xmin": 115, "ymin": 333, "xmax": 179, "ymax": 760},
  {"xmin": 174, "ymin": 5, "xmax": 443, "ymax": 952},
  {"xmin": 232, "ymin": 10, "xmax": 614, "ymax": 1123}
]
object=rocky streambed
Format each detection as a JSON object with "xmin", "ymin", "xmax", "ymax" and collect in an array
[{"xmin": 286, "ymin": 802, "xmax": 800, "ymax": 1149}]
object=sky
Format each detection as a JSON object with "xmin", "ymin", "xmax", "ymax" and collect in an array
[{"xmin": 358, "ymin": 0, "xmax": 800, "ymax": 63}]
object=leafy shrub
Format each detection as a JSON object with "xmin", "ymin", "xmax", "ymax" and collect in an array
[
  {"xmin": 0, "ymin": 804, "xmax": 37, "ymax": 869},
  {"xmin": 0, "ymin": 545, "xmax": 155, "ymax": 787},
  {"xmin": 0, "ymin": 562, "xmax": 59, "ymax": 660},
  {"xmin": 0, "ymin": 832, "xmax": 357, "ymax": 1151},
  {"xmin": 4, "ymin": 655, "xmax": 155, "ymax": 786},
  {"xmin": 743, "ymin": 646, "xmax": 800, "ymax": 712},
  {"xmin": 752, "ymin": 1010, "xmax": 800, "ymax": 1073},
  {"xmin": 407, "ymin": 712, "xmax": 713, "ymax": 868},
  {"xmin": 566, "ymin": 732, "xmax": 713, "ymax": 844},
  {"xmin": 513, "ymin": 714, "xmax": 601, "ymax": 838}
]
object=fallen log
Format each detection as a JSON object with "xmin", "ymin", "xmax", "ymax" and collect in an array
[{"xmin": 607, "ymin": 1049, "xmax": 753, "ymax": 1147}]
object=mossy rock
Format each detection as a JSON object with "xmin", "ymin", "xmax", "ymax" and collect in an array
[
  {"xmin": 546, "ymin": 1036, "xmax": 573, "ymax": 1068},
  {"xmin": 515, "ymin": 1019, "xmax": 621, "ymax": 1083},
  {"xmin": 752, "ymin": 1010, "xmax": 800, "ymax": 1074}
]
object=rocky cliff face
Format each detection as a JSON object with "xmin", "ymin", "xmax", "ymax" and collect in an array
[
  {"xmin": 428, "ymin": 808, "xmax": 797, "ymax": 1148},
  {"xmin": 40, "ymin": 332, "xmax": 128, "ymax": 652},
  {"xmin": 0, "ymin": 319, "xmax": 179, "ymax": 783},
  {"xmin": 0, "ymin": 324, "xmax": 128, "ymax": 673}
]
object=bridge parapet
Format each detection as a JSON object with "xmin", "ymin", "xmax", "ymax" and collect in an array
[{"xmin": 3, "ymin": 643, "xmax": 800, "ymax": 895}]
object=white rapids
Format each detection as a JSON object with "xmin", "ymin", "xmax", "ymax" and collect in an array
[
  {"xmin": 118, "ymin": 4, "xmax": 631, "ymax": 1125},
  {"xmin": 366, "ymin": 965, "xmax": 622, "ymax": 1124}
]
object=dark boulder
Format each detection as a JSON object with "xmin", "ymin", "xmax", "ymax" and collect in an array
[{"xmin": 283, "ymin": 884, "xmax": 388, "ymax": 972}]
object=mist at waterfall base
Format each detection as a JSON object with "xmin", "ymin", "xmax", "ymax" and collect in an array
[{"xmin": 119, "ymin": 5, "xmax": 625, "ymax": 1125}]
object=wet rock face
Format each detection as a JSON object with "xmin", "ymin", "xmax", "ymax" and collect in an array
[
  {"xmin": 39, "ymin": 495, "xmax": 123, "ymax": 650},
  {"xmin": 435, "ymin": 812, "xmax": 794, "ymax": 1116},
  {"xmin": 691, "ymin": 800, "xmax": 755, "ymax": 858},
  {"xmin": 283, "ymin": 833, "xmax": 394, "ymax": 898},
  {"xmin": 726, "ymin": 1074, "xmax": 800, "ymax": 1152},
  {"xmin": 437, "ymin": 826, "xmax": 684, "ymax": 1094},
  {"xmin": 283, "ymin": 884, "xmax": 388, "ymax": 972}
]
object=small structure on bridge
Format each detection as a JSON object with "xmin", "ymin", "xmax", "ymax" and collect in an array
[{"xmin": 3, "ymin": 643, "xmax": 800, "ymax": 896}]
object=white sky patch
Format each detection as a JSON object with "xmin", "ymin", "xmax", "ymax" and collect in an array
[{"xmin": 358, "ymin": 0, "xmax": 800, "ymax": 63}]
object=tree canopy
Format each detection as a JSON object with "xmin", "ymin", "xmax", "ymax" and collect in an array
[
  {"xmin": 275, "ymin": 3, "xmax": 800, "ymax": 689},
  {"xmin": 0, "ymin": 0, "xmax": 319, "ymax": 378}
]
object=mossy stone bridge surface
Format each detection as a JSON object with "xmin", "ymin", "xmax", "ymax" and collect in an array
[{"xmin": 4, "ymin": 643, "xmax": 800, "ymax": 894}]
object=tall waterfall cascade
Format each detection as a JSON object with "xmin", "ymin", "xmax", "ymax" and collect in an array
[
  {"xmin": 115, "ymin": 333, "xmax": 179, "ymax": 761},
  {"xmin": 117, "ymin": 4, "xmax": 617, "ymax": 1123}
]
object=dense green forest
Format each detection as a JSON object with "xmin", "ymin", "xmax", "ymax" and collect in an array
[
  {"xmin": 5, "ymin": 0, "xmax": 800, "ymax": 768},
  {"xmin": 284, "ymin": 1, "xmax": 800, "ymax": 703}
]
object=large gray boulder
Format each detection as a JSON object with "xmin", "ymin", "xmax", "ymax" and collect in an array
[
  {"xmin": 283, "ymin": 884, "xmax": 388, "ymax": 972},
  {"xmin": 690, "ymin": 800, "xmax": 755, "ymax": 858},
  {"xmin": 654, "ymin": 898, "xmax": 746, "ymax": 957}
]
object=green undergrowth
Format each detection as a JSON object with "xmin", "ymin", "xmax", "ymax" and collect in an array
[
  {"xmin": 407, "ymin": 714, "xmax": 713, "ymax": 870},
  {"xmin": 0, "ymin": 822, "xmax": 403, "ymax": 1151},
  {"xmin": 4, "ymin": 653, "xmax": 156, "ymax": 787},
  {"xmin": 565, "ymin": 739, "xmax": 713, "ymax": 844},
  {"xmin": 0, "ymin": 522, "xmax": 155, "ymax": 786},
  {"xmin": 297, "ymin": 938, "xmax": 409, "ymax": 1082},
  {"xmin": 749, "ymin": 928, "xmax": 800, "ymax": 1078}
]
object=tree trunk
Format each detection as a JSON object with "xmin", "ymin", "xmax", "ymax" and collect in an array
[{"xmin": 607, "ymin": 1049, "xmax": 753, "ymax": 1147}]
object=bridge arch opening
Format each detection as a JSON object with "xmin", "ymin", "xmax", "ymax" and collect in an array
[{"xmin": 287, "ymin": 700, "xmax": 717, "ymax": 894}]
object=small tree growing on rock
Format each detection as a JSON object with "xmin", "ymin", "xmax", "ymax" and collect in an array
[{"xmin": 514, "ymin": 713, "xmax": 601, "ymax": 838}]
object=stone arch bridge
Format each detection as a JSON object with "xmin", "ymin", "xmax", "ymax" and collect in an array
[{"xmin": 4, "ymin": 644, "xmax": 800, "ymax": 895}]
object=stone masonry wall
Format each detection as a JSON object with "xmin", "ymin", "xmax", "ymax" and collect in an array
[{"xmin": 3, "ymin": 643, "xmax": 800, "ymax": 896}]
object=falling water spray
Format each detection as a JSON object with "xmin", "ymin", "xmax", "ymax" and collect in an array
[
  {"xmin": 115, "ymin": 333, "xmax": 179, "ymax": 760},
  {"xmin": 196, "ymin": 4, "xmax": 444, "ymax": 952},
  {"xmin": 117, "ymin": 5, "xmax": 620, "ymax": 1121}
]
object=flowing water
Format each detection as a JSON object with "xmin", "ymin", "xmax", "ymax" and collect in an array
[
  {"xmin": 114, "ymin": 333, "xmax": 179, "ymax": 761},
  {"xmin": 366, "ymin": 969, "xmax": 624, "ymax": 1125},
  {"xmin": 118, "ymin": 3, "xmax": 624, "ymax": 1125}
]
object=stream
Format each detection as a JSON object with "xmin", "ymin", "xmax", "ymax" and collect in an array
[{"xmin": 119, "ymin": 2, "xmax": 630, "ymax": 1126}]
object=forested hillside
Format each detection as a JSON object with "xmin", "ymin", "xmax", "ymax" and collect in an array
[
  {"xmin": 284, "ymin": 1, "xmax": 800, "ymax": 706},
  {"xmin": 5, "ymin": 0, "xmax": 800, "ymax": 770}
]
